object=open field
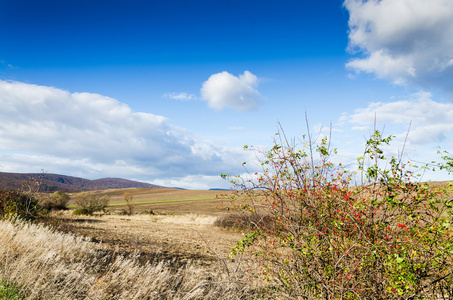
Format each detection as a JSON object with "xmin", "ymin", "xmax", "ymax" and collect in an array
[
  {"xmin": 54, "ymin": 211, "xmax": 243, "ymax": 267},
  {"xmin": 60, "ymin": 189, "xmax": 242, "ymax": 266},
  {"xmin": 68, "ymin": 188, "xmax": 233, "ymax": 215}
]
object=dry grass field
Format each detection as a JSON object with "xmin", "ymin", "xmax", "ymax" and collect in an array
[
  {"xmin": 0, "ymin": 188, "xmax": 268, "ymax": 299},
  {"xmin": 61, "ymin": 189, "xmax": 242, "ymax": 267},
  {"xmin": 0, "ymin": 218, "xmax": 259, "ymax": 299}
]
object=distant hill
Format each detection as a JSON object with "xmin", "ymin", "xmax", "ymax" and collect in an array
[{"xmin": 0, "ymin": 172, "xmax": 168, "ymax": 193}]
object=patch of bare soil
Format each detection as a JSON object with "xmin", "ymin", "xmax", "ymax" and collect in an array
[{"xmin": 54, "ymin": 210, "xmax": 243, "ymax": 269}]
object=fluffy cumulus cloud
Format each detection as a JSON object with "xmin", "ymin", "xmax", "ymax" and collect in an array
[
  {"xmin": 342, "ymin": 92, "xmax": 453, "ymax": 144},
  {"xmin": 0, "ymin": 80, "xmax": 251, "ymax": 188},
  {"xmin": 201, "ymin": 71, "xmax": 262, "ymax": 111},
  {"xmin": 344, "ymin": 0, "xmax": 453, "ymax": 91}
]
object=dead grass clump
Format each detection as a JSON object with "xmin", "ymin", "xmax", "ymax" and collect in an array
[
  {"xmin": 214, "ymin": 213, "xmax": 274, "ymax": 231},
  {"xmin": 0, "ymin": 219, "xmax": 266, "ymax": 299}
]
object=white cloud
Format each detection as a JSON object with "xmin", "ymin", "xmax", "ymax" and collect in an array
[
  {"xmin": 163, "ymin": 92, "xmax": 195, "ymax": 101},
  {"xmin": 149, "ymin": 174, "xmax": 233, "ymax": 190},
  {"xmin": 0, "ymin": 80, "xmax": 252, "ymax": 187},
  {"xmin": 344, "ymin": 0, "xmax": 453, "ymax": 91},
  {"xmin": 201, "ymin": 71, "xmax": 262, "ymax": 111},
  {"xmin": 228, "ymin": 126, "xmax": 245, "ymax": 131},
  {"xmin": 342, "ymin": 92, "xmax": 453, "ymax": 144}
]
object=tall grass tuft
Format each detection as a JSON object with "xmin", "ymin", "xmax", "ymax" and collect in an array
[{"xmin": 0, "ymin": 219, "xmax": 264, "ymax": 299}]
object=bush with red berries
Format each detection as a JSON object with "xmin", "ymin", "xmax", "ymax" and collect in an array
[{"xmin": 225, "ymin": 128, "xmax": 453, "ymax": 299}]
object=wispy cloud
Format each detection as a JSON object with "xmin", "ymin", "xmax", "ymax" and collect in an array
[
  {"xmin": 0, "ymin": 61, "xmax": 17, "ymax": 69},
  {"xmin": 344, "ymin": 0, "xmax": 453, "ymax": 93},
  {"xmin": 228, "ymin": 126, "xmax": 245, "ymax": 131},
  {"xmin": 201, "ymin": 71, "xmax": 262, "ymax": 112},
  {"xmin": 162, "ymin": 92, "xmax": 195, "ymax": 101}
]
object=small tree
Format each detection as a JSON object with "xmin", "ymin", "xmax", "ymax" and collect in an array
[
  {"xmin": 74, "ymin": 192, "xmax": 110, "ymax": 215},
  {"xmin": 123, "ymin": 192, "xmax": 134, "ymax": 215},
  {"xmin": 225, "ymin": 126, "xmax": 453, "ymax": 299}
]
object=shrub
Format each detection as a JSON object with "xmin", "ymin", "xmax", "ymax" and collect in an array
[
  {"xmin": 224, "ymin": 127, "xmax": 453, "ymax": 299},
  {"xmin": 72, "ymin": 208, "xmax": 90, "ymax": 215},
  {"xmin": 124, "ymin": 192, "xmax": 134, "ymax": 215},
  {"xmin": 40, "ymin": 191, "xmax": 70, "ymax": 211},
  {"xmin": 74, "ymin": 192, "xmax": 110, "ymax": 215},
  {"xmin": 0, "ymin": 189, "xmax": 41, "ymax": 221}
]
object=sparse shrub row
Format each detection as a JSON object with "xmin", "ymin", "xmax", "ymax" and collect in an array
[
  {"xmin": 0, "ymin": 188, "xmax": 73, "ymax": 221},
  {"xmin": 223, "ymin": 126, "xmax": 453, "ymax": 299}
]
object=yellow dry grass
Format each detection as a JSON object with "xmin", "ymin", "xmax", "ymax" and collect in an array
[
  {"xmin": 54, "ymin": 210, "xmax": 243, "ymax": 267},
  {"xmin": 0, "ymin": 218, "xmax": 263, "ymax": 299}
]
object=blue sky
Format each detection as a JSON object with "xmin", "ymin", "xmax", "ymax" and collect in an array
[{"xmin": 1, "ymin": 0, "xmax": 452, "ymax": 189}]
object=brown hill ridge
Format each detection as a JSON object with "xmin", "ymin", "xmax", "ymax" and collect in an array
[{"xmin": 0, "ymin": 172, "xmax": 168, "ymax": 193}]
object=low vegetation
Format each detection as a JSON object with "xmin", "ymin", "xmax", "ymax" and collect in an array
[
  {"xmin": 73, "ymin": 191, "xmax": 110, "ymax": 215},
  {"xmin": 222, "ymin": 127, "xmax": 453, "ymax": 299},
  {"xmin": 0, "ymin": 279, "xmax": 25, "ymax": 299},
  {"xmin": 39, "ymin": 191, "xmax": 70, "ymax": 211},
  {"xmin": 0, "ymin": 218, "xmax": 261, "ymax": 299},
  {"xmin": 0, "ymin": 189, "xmax": 41, "ymax": 221}
]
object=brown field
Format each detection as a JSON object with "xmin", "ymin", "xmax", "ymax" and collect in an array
[
  {"xmin": 60, "ymin": 189, "xmax": 242, "ymax": 267},
  {"xmin": 68, "ymin": 188, "xmax": 233, "ymax": 215}
]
